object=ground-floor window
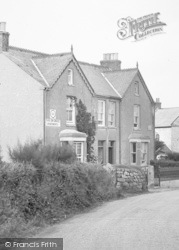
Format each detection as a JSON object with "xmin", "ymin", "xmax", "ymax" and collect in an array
[
  {"xmin": 98, "ymin": 141, "xmax": 105, "ymax": 164},
  {"xmin": 108, "ymin": 141, "xmax": 115, "ymax": 164},
  {"xmin": 141, "ymin": 142, "xmax": 148, "ymax": 165},
  {"xmin": 130, "ymin": 142, "xmax": 137, "ymax": 164},
  {"xmin": 73, "ymin": 142, "xmax": 83, "ymax": 162}
]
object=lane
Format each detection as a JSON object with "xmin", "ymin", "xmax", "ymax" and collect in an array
[{"xmin": 38, "ymin": 189, "xmax": 179, "ymax": 250}]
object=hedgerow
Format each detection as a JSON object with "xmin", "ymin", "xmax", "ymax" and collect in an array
[{"xmin": 0, "ymin": 161, "xmax": 120, "ymax": 237}]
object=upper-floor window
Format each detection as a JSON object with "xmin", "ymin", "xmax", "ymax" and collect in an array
[
  {"xmin": 68, "ymin": 69, "xmax": 74, "ymax": 86},
  {"xmin": 66, "ymin": 96, "xmax": 75, "ymax": 125},
  {"xmin": 134, "ymin": 82, "xmax": 139, "ymax": 95},
  {"xmin": 98, "ymin": 100, "xmax": 105, "ymax": 126},
  {"xmin": 108, "ymin": 101, "xmax": 115, "ymax": 127},
  {"xmin": 134, "ymin": 105, "xmax": 140, "ymax": 129}
]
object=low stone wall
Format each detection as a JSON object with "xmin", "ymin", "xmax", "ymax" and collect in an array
[{"xmin": 115, "ymin": 165, "xmax": 148, "ymax": 192}]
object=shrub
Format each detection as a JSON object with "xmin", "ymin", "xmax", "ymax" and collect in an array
[
  {"xmin": 150, "ymin": 159, "xmax": 179, "ymax": 168},
  {"xmin": 167, "ymin": 152, "xmax": 179, "ymax": 161},
  {"xmin": 8, "ymin": 140, "xmax": 76, "ymax": 167},
  {"xmin": 0, "ymin": 161, "xmax": 119, "ymax": 236},
  {"xmin": 76, "ymin": 99, "xmax": 96, "ymax": 162}
]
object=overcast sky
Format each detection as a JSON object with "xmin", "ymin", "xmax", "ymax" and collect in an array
[{"xmin": 0, "ymin": 0, "xmax": 178, "ymax": 108}]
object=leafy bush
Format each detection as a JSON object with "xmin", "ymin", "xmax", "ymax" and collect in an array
[
  {"xmin": 0, "ymin": 161, "xmax": 120, "ymax": 237},
  {"xmin": 76, "ymin": 99, "xmax": 96, "ymax": 162},
  {"xmin": 150, "ymin": 159, "xmax": 179, "ymax": 168},
  {"xmin": 8, "ymin": 140, "xmax": 76, "ymax": 167},
  {"xmin": 167, "ymin": 152, "xmax": 179, "ymax": 161}
]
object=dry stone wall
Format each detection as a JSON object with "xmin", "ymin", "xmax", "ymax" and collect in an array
[
  {"xmin": 103, "ymin": 164, "xmax": 148, "ymax": 192},
  {"xmin": 115, "ymin": 165, "xmax": 147, "ymax": 191}
]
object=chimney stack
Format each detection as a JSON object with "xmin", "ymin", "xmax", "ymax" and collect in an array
[
  {"xmin": 155, "ymin": 98, "xmax": 161, "ymax": 110},
  {"xmin": 100, "ymin": 53, "xmax": 121, "ymax": 71},
  {"xmin": 0, "ymin": 22, "xmax": 9, "ymax": 52}
]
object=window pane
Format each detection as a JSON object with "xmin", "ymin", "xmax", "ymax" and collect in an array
[
  {"xmin": 68, "ymin": 69, "xmax": 73, "ymax": 85},
  {"xmin": 133, "ymin": 142, "xmax": 136, "ymax": 152},
  {"xmin": 131, "ymin": 142, "xmax": 137, "ymax": 164},
  {"xmin": 108, "ymin": 102, "xmax": 115, "ymax": 126},
  {"xmin": 66, "ymin": 97, "xmax": 75, "ymax": 124},
  {"xmin": 132, "ymin": 153, "xmax": 136, "ymax": 163},
  {"xmin": 98, "ymin": 100, "xmax": 105, "ymax": 126},
  {"xmin": 141, "ymin": 142, "xmax": 148, "ymax": 165},
  {"xmin": 98, "ymin": 141, "xmax": 105, "ymax": 164},
  {"xmin": 134, "ymin": 105, "xmax": 140, "ymax": 129},
  {"xmin": 74, "ymin": 142, "xmax": 82, "ymax": 162}
]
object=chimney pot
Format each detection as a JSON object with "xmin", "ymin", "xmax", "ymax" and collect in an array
[
  {"xmin": 0, "ymin": 22, "xmax": 9, "ymax": 52},
  {"xmin": 0, "ymin": 22, "xmax": 6, "ymax": 32},
  {"xmin": 100, "ymin": 53, "xmax": 121, "ymax": 71},
  {"xmin": 155, "ymin": 98, "xmax": 161, "ymax": 110}
]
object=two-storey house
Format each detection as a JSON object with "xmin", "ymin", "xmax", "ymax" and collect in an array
[{"xmin": 0, "ymin": 23, "xmax": 155, "ymax": 165}]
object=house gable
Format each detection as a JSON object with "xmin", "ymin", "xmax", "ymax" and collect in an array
[{"xmin": 45, "ymin": 59, "xmax": 96, "ymax": 145}]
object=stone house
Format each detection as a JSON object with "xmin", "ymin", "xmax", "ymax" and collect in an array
[
  {"xmin": 0, "ymin": 23, "xmax": 155, "ymax": 165},
  {"xmin": 155, "ymin": 98, "xmax": 179, "ymax": 153}
]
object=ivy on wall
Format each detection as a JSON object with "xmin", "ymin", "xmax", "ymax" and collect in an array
[{"xmin": 76, "ymin": 99, "xmax": 96, "ymax": 162}]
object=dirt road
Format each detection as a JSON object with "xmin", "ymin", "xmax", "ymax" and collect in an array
[{"xmin": 38, "ymin": 189, "xmax": 179, "ymax": 250}]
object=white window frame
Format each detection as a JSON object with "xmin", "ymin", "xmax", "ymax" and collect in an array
[
  {"xmin": 134, "ymin": 82, "xmax": 139, "ymax": 95},
  {"xmin": 66, "ymin": 97, "xmax": 75, "ymax": 125},
  {"xmin": 68, "ymin": 69, "xmax": 74, "ymax": 86},
  {"xmin": 130, "ymin": 142, "xmax": 137, "ymax": 165},
  {"xmin": 134, "ymin": 105, "xmax": 140, "ymax": 130},
  {"xmin": 98, "ymin": 140, "xmax": 105, "ymax": 164},
  {"xmin": 98, "ymin": 100, "xmax": 105, "ymax": 126},
  {"xmin": 141, "ymin": 142, "xmax": 148, "ymax": 166},
  {"xmin": 74, "ymin": 142, "xmax": 83, "ymax": 162},
  {"xmin": 108, "ymin": 101, "xmax": 116, "ymax": 127}
]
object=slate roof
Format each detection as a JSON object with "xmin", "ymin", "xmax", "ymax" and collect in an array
[
  {"xmin": 79, "ymin": 62, "xmax": 119, "ymax": 98},
  {"xmin": 4, "ymin": 46, "xmax": 49, "ymax": 86},
  {"xmin": 103, "ymin": 69, "xmax": 138, "ymax": 97},
  {"xmin": 155, "ymin": 108, "xmax": 179, "ymax": 127},
  {"xmin": 3, "ymin": 46, "xmax": 142, "ymax": 99},
  {"xmin": 33, "ymin": 53, "xmax": 72, "ymax": 86}
]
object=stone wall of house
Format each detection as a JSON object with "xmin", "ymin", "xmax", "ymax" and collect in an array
[{"xmin": 115, "ymin": 165, "xmax": 147, "ymax": 191}]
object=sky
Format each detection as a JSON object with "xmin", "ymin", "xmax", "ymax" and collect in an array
[{"xmin": 0, "ymin": 0, "xmax": 178, "ymax": 108}]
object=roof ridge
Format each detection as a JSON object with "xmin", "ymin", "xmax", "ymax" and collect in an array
[
  {"xmin": 9, "ymin": 46, "xmax": 49, "ymax": 56},
  {"xmin": 159, "ymin": 107, "xmax": 179, "ymax": 110},
  {"xmin": 104, "ymin": 67, "xmax": 138, "ymax": 73},
  {"xmin": 79, "ymin": 61, "xmax": 110, "ymax": 69},
  {"xmin": 48, "ymin": 52, "xmax": 72, "ymax": 57},
  {"xmin": 33, "ymin": 52, "xmax": 72, "ymax": 59}
]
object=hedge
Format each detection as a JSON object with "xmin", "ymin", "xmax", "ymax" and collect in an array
[{"xmin": 0, "ymin": 161, "xmax": 120, "ymax": 237}]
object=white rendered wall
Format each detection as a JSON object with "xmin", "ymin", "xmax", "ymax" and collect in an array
[
  {"xmin": 155, "ymin": 127, "xmax": 171, "ymax": 150},
  {"xmin": 0, "ymin": 54, "xmax": 43, "ymax": 161}
]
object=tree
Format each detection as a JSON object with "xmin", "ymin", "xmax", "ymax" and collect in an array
[
  {"xmin": 155, "ymin": 139, "xmax": 166, "ymax": 158},
  {"xmin": 155, "ymin": 139, "xmax": 165, "ymax": 152},
  {"xmin": 76, "ymin": 100, "xmax": 96, "ymax": 162}
]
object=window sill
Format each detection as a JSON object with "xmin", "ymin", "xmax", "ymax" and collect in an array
[
  {"xmin": 68, "ymin": 84, "xmax": 75, "ymax": 87},
  {"xmin": 66, "ymin": 123, "xmax": 76, "ymax": 127},
  {"xmin": 133, "ymin": 128, "xmax": 141, "ymax": 131},
  {"xmin": 134, "ymin": 93, "xmax": 139, "ymax": 97},
  {"xmin": 131, "ymin": 163, "xmax": 137, "ymax": 166},
  {"xmin": 98, "ymin": 124, "xmax": 105, "ymax": 128}
]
